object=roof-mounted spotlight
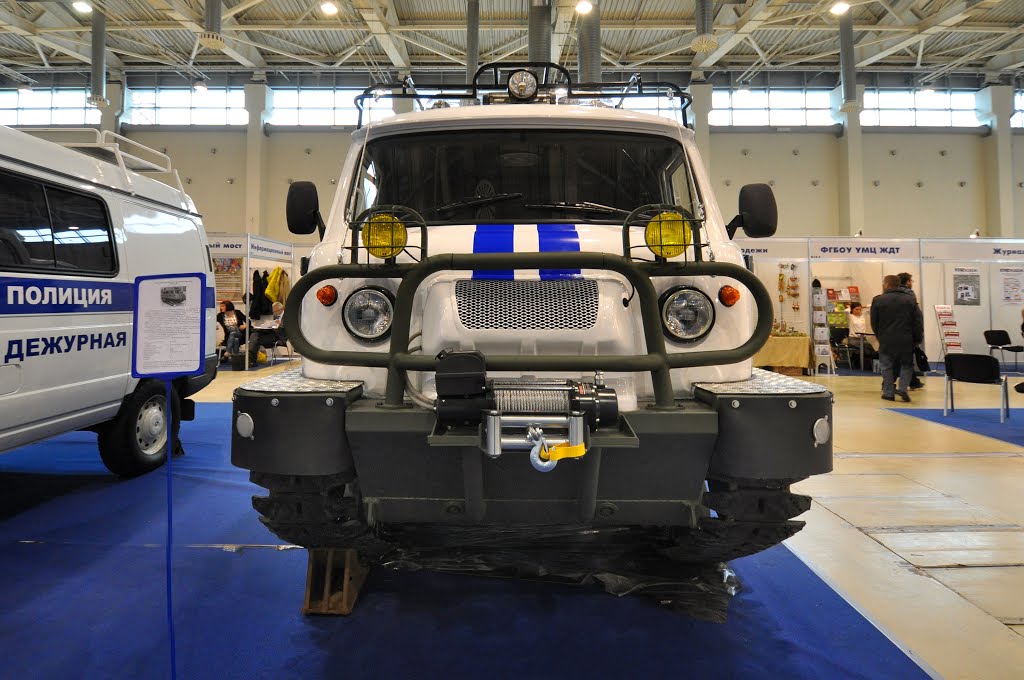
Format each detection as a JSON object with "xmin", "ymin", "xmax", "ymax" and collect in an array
[
  {"xmin": 320, "ymin": 2, "xmax": 339, "ymax": 16},
  {"xmin": 72, "ymin": 1, "xmax": 93, "ymax": 13},
  {"xmin": 853, "ymin": 229, "xmax": 863, "ymax": 237},
  {"xmin": 575, "ymin": 1, "xmax": 593, "ymax": 14},
  {"xmin": 969, "ymin": 229, "xmax": 981, "ymax": 239},
  {"xmin": 829, "ymin": 2, "xmax": 850, "ymax": 15},
  {"xmin": 193, "ymin": 79, "xmax": 208, "ymax": 94},
  {"xmin": 17, "ymin": 83, "xmax": 32, "ymax": 95}
]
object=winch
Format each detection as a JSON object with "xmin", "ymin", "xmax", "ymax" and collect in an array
[{"xmin": 433, "ymin": 350, "xmax": 619, "ymax": 466}]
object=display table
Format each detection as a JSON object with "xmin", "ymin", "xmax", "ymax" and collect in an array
[{"xmin": 752, "ymin": 335, "xmax": 813, "ymax": 371}]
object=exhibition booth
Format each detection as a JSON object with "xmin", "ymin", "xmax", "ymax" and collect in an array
[
  {"xmin": 207, "ymin": 234, "xmax": 298, "ymax": 369},
  {"xmin": 736, "ymin": 237, "xmax": 1024, "ymax": 372}
]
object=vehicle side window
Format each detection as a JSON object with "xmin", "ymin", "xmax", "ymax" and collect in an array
[
  {"xmin": 0, "ymin": 169, "xmax": 115, "ymax": 275},
  {"xmin": 47, "ymin": 186, "xmax": 115, "ymax": 273},
  {"xmin": 0, "ymin": 171, "xmax": 53, "ymax": 268}
]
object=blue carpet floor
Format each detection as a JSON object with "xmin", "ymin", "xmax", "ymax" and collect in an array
[
  {"xmin": 0, "ymin": 404, "xmax": 929, "ymax": 680},
  {"xmin": 890, "ymin": 407, "xmax": 1024, "ymax": 446}
]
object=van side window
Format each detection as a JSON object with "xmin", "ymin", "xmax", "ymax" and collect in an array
[
  {"xmin": 0, "ymin": 172, "xmax": 53, "ymax": 268},
  {"xmin": 0, "ymin": 169, "xmax": 115, "ymax": 274},
  {"xmin": 47, "ymin": 186, "xmax": 115, "ymax": 273}
]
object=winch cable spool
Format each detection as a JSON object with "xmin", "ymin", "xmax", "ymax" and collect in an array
[
  {"xmin": 494, "ymin": 387, "xmax": 570, "ymax": 414},
  {"xmin": 433, "ymin": 350, "xmax": 619, "ymax": 464}
]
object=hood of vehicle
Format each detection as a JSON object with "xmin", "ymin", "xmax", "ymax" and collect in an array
[{"xmin": 423, "ymin": 223, "xmax": 627, "ymax": 277}]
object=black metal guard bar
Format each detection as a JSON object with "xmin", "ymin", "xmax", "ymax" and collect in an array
[
  {"xmin": 283, "ymin": 253, "xmax": 773, "ymax": 409},
  {"xmin": 354, "ymin": 61, "xmax": 694, "ymax": 129}
]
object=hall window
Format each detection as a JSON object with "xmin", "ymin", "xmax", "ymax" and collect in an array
[
  {"xmin": 859, "ymin": 89, "xmax": 980, "ymax": 127},
  {"xmin": 268, "ymin": 87, "xmax": 393, "ymax": 126},
  {"xmin": 0, "ymin": 88, "xmax": 102, "ymax": 126},
  {"xmin": 1012, "ymin": 92, "xmax": 1024, "ymax": 128},
  {"xmin": 123, "ymin": 87, "xmax": 247, "ymax": 126},
  {"xmin": 708, "ymin": 89, "xmax": 834, "ymax": 126}
]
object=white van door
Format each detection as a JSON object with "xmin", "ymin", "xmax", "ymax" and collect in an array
[
  {"xmin": 119, "ymin": 202, "xmax": 217, "ymax": 360},
  {"xmin": 0, "ymin": 168, "xmax": 131, "ymax": 453}
]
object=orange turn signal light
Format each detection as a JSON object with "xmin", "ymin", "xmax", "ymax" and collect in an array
[
  {"xmin": 718, "ymin": 285, "xmax": 741, "ymax": 307},
  {"xmin": 316, "ymin": 285, "xmax": 338, "ymax": 306}
]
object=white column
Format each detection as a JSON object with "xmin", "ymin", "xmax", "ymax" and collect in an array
[
  {"xmin": 832, "ymin": 84, "xmax": 864, "ymax": 237},
  {"xmin": 99, "ymin": 79, "xmax": 124, "ymax": 133},
  {"xmin": 244, "ymin": 81, "xmax": 271, "ymax": 236},
  {"xmin": 688, "ymin": 82, "xmax": 713, "ymax": 174},
  {"xmin": 977, "ymin": 86, "xmax": 1015, "ymax": 237}
]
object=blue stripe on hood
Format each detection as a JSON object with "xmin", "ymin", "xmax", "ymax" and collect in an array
[
  {"xmin": 538, "ymin": 224, "xmax": 581, "ymax": 280},
  {"xmin": 472, "ymin": 224, "xmax": 515, "ymax": 280}
]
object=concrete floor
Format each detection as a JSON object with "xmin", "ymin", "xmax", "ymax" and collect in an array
[{"xmin": 201, "ymin": 361, "xmax": 1024, "ymax": 679}]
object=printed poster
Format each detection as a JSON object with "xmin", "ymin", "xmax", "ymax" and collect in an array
[
  {"xmin": 1000, "ymin": 267, "xmax": 1024, "ymax": 303},
  {"xmin": 213, "ymin": 257, "xmax": 244, "ymax": 302},
  {"xmin": 952, "ymin": 266, "xmax": 980, "ymax": 306}
]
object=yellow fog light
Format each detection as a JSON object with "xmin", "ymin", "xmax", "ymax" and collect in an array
[
  {"xmin": 644, "ymin": 211, "xmax": 692, "ymax": 259},
  {"xmin": 361, "ymin": 213, "xmax": 408, "ymax": 259}
]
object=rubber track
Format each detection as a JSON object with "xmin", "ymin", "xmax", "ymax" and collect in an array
[{"xmin": 251, "ymin": 474, "xmax": 809, "ymax": 564}]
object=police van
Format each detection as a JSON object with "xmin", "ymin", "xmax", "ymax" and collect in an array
[
  {"xmin": 231, "ymin": 63, "xmax": 833, "ymax": 564},
  {"xmin": 0, "ymin": 126, "xmax": 218, "ymax": 477}
]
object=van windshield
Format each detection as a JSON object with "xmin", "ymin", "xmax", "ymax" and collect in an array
[{"xmin": 350, "ymin": 129, "xmax": 702, "ymax": 226}]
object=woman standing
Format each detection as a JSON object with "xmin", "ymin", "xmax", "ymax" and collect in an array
[{"xmin": 217, "ymin": 300, "xmax": 247, "ymax": 358}]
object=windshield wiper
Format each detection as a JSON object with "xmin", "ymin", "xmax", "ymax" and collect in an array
[
  {"xmin": 432, "ymin": 192, "xmax": 523, "ymax": 215},
  {"xmin": 525, "ymin": 201, "xmax": 630, "ymax": 217}
]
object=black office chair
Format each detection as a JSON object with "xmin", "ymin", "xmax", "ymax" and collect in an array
[
  {"xmin": 829, "ymin": 327, "xmax": 852, "ymax": 369},
  {"xmin": 267, "ymin": 339, "xmax": 292, "ymax": 364},
  {"xmin": 944, "ymin": 353, "xmax": 1009, "ymax": 423},
  {"xmin": 984, "ymin": 330, "xmax": 1023, "ymax": 371}
]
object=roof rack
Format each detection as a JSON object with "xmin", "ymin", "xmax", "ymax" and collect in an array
[
  {"xmin": 18, "ymin": 127, "xmax": 187, "ymax": 202},
  {"xmin": 354, "ymin": 61, "xmax": 692, "ymax": 130}
]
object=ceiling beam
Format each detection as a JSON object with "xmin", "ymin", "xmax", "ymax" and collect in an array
[
  {"xmin": 692, "ymin": 0, "xmax": 774, "ymax": 69},
  {"xmin": 551, "ymin": 1, "xmax": 575, "ymax": 63},
  {"xmin": 856, "ymin": 1, "xmax": 978, "ymax": 67},
  {"xmin": 348, "ymin": 0, "xmax": 410, "ymax": 69},
  {"xmin": 223, "ymin": 0, "xmax": 270, "ymax": 20},
  {"xmin": 144, "ymin": 0, "xmax": 265, "ymax": 68},
  {"xmin": 24, "ymin": 21, "xmax": 1024, "ymax": 36},
  {"xmin": 0, "ymin": 5, "xmax": 123, "ymax": 68},
  {"xmin": 985, "ymin": 33, "xmax": 1024, "ymax": 70},
  {"xmin": 393, "ymin": 32, "xmax": 464, "ymax": 66}
]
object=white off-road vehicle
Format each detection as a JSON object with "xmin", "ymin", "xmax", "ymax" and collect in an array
[
  {"xmin": 232, "ymin": 64, "xmax": 832, "ymax": 566},
  {"xmin": 0, "ymin": 127, "xmax": 218, "ymax": 477}
]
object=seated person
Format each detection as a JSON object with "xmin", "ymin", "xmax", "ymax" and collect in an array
[
  {"xmin": 248, "ymin": 301, "xmax": 287, "ymax": 364},
  {"xmin": 216, "ymin": 300, "xmax": 247, "ymax": 358},
  {"xmin": 846, "ymin": 303, "xmax": 879, "ymax": 365}
]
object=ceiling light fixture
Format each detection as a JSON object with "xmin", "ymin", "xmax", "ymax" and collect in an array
[
  {"xmin": 854, "ymin": 229, "xmax": 863, "ymax": 237},
  {"xmin": 72, "ymin": 1, "xmax": 93, "ymax": 13},
  {"xmin": 919, "ymin": 86, "xmax": 935, "ymax": 96},
  {"xmin": 969, "ymin": 229, "xmax": 980, "ymax": 239},
  {"xmin": 17, "ymin": 83, "xmax": 32, "ymax": 95},
  {"xmin": 193, "ymin": 79, "xmax": 208, "ymax": 94},
  {"xmin": 575, "ymin": 1, "xmax": 593, "ymax": 14},
  {"xmin": 320, "ymin": 1, "xmax": 339, "ymax": 16},
  {"xmin": 829, "ymin": 2, "xmax": 850, "ymax": 15}
]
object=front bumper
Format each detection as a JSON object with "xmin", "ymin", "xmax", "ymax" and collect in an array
[{"xmin": 232, "ymin": 368, "xmax": 832, "ymax": 526}]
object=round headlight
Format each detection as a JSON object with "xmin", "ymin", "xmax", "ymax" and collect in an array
[
  {"xmin": 361, "ymin": 213, "xmax": 408, "ymax": 259},
  {"xmin": 644, "ymin": 211, "xmax": 692, "ymax": 259},
  {"xmin": 343, "ymin": 287, "xmax": 394, "ymax": 342},
  {"xmin": 661, "ymin": 287, "xmax": 715, "ymax": 342}
]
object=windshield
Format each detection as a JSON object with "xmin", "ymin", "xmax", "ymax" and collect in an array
[{"xmin": 349, "ymin": 129, "xmax": 702, "ymax": 226}]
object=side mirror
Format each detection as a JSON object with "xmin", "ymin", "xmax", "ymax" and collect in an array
[
  {"xmin": 286, "ymin": 181, "xmax": 325, "ymax": 239},
  {"xmin": 726, "ymin": 183, "xmax": 778, "ymax": 239}
]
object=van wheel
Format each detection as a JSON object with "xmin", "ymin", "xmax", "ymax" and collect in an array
[{"xmin": 98, "ymin": 381, "xmax": 180, "ymax": 478}]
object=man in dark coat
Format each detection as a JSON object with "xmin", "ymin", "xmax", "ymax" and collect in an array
[{"xmin": 871, "ymin": 275, "xmax": 924, "ymax": 402}]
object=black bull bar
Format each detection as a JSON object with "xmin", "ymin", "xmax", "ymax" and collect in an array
[{"xmin": 283, "ymin": 253, "xmax": 774, "ymax": 409}]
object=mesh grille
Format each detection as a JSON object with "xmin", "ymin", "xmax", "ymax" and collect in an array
[{"xmin": 455, "ymin": 278, "xmax": 599, "ymax": 330}]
